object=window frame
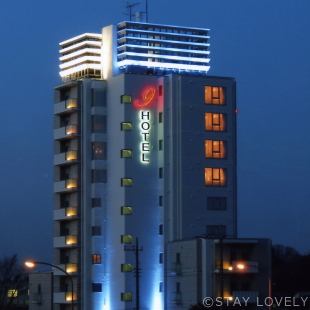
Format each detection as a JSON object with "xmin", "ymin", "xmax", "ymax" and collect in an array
[
  {"xmin": 92, "ymin": 254, "xmax": 101, "ymax": 264},
  {"xmin": 121, "ymin": 95, "xmax": 132, "ymax": 104},
  {"xmin": 121, "ymin": 149, "xmax": 132, "ymax": 158},
  {"xmin": 92, "ymin": 142, "xmax": 107, "ymax": 160},
  {"xmin": 205, "ymin": 168, "xmax": 227, "ymax": 187},
  {"xmin": 205, "ymin": 113, "xmax": 227, "ymax": 132},
  {"xmin": 205, "ymin": 86, "xmax": 226, "ymax": 105},
  {"xmin": 121, "ymin": 122, "xmax": 132, "ymax": 131},
  {"xmin": 205, "ymin": 140, "xmax": 227, "ymax": 159}
]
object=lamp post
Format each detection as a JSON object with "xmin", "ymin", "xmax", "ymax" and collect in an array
[
  {"xmin": 25, "ymin": 261, "xmax": 74, "ymax": 310},
  {"xmin": 236, "ymin": 263, "xmax": 271, "ymax": 310}
]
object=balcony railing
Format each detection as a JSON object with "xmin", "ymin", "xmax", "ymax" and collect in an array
[
  {"xmin": 171, "ymin": 292, "xmax": 182, "ymax": 304},
  {"xmin": 65, "ymin": 179, "xmax": 77, "ymax": 189},
  {"xmin": 54, "ymin": 99, "xmax": 78, "ymax": 115},
  {"xmin": 65, "ymin": 263, "xmax": 77, "ymax": 274},
  {"xmin": 65, "ymin": 151, "xmax": 77, "ymax": 161},
  {"xmin": 231, "ymin": 261, "xmax": 259, "ymax": 273},
  {"xmin": 65, "ymin": 125, "xmax": 77, "ymax": 135},
  {"xmin": 65, "ymin": 292, "xmax": 77, "ymax": 301},
  {"xmin": 54, "ymin": 292, "xmax": 77, "ymax": 303},
  {"xmin": 32, "ymin": 293, "xmax": 42, "ymax": 304},
  {"xmin": 66, "ymin": 206, "xmax": 77, "ymax": 217},
  {"xmin": 65, "ymin": 99, "xmax": 77, "ymax": 109},
  {"xmin": 65, "ymin": 235, "xmax": 77, "ymax": 245},
  {"xmin": 170, "ymin": 262, "xmax": 182, "ymax": 275}
]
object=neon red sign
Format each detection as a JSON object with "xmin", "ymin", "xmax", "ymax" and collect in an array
[{"xmin": 134, "ymin": 88, "xmax": 156, "ymax": 108}]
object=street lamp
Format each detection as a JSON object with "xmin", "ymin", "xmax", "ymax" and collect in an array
[
  {"xmin": 25, "ymin": 261, "xmax": 74, "ymax": 310},
  {"xmin": 236, "ymin": 263, "xmax": 271, "ymax": 310}
]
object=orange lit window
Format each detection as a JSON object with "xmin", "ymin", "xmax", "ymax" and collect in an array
[
  {"xmin": 205, "ymin": 140, "xmax": 227, "ymax": 159},
  {"xmin": 205, "ymin": 86, "xmax": 226, "ymax": 105},
  {"xmin": 205, "ymin": 168, "xmax": 227, "ymax": 186},
  {"xmin": 205, "ymin": 113, "xmax": 226, "ymax": 132},
  {"xmin": 92, "ymin": 254, "xmax": 101, "ymax": 264}
]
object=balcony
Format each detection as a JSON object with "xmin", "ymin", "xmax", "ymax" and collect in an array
[
  {"xmin": 170, "ymin": 262, "xmax": 182, "ymax": 275},
  {"xmin": 214, "ymin": 261, "xmax": 259, "ymax": 273},
  {"xmin": 54, "ymin": 207, "xmax": 78, "ymax": 221},
  {"xmin": 54, "ymin": 151, "xmax": 78, "ymax": 166},
  {"xmin": 171, "ymin": 292, "xmax": 182, "ymax": 304},
  {"xmin": 233, "ymin": 291, "xmax": 258, "ymax": 303},
  {"xmin": 54, "ymin": 179, "xmax": 78, "ymax": 193},
  {"xmin": 31, "ymin": 293, "xmax": 42, "ymax": 304},
  {"xmin": 54, "ymin": 125, "xmax": 78, "ymax": 140},
  {"xmin": 54, "ymin": 235, "xmax": 78, "ymax": 248},
  {"xmin": 54, "ymin": 99, "xmax": 78, "ymax": 114},
  {"xmin": 54, "ymin": 292, "xmax": 77, "ymax": 303},
  {"xmin": 53, "ymin": 263, "xmax": 77, "ymax": 275},
  {"xmin": 231, "ymin": 261, "xmax": 259, "ymax": 273}
]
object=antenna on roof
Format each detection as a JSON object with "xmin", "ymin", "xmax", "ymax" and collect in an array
[{"xmin": 124, "ymin": 2, "xmax": 140, "ymax": 21}]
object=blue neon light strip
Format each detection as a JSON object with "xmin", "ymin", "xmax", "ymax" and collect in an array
[
  {"xmin": 117, "ymin": 21, "xmax": 210, "ymax": 32},
  {"xmin": 117, "ymin": 59, "xmax": 210, "ymax": 72},
  {"xmin": 117, "ymin": 29, "xmax": 210, "ymax": 40},
  {"xmin": 117, "ymin": 44, "xmax": 210, "ymax": 55},
  {"xmin": 117, "ymin": 52, "xmax": 210, "ymax": 63},
  {"xmin": 117, "ymin": 36, "xmax": 210, "ymax": 47}
]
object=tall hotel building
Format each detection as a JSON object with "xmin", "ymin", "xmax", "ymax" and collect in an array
[{"xmin": 51, "ymin": 15, "xmax": 270, "ymax": 310}]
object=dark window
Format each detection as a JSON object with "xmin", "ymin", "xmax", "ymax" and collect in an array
[
  {"xmin": 159, "ymin": 224, "xmax": 163, "ymax": 235},
  {"xmin": 241, "ymin": 282, "xmax": 250, "ymax": 291},
  {"xmin": 38, "ymin": 284, "xmax": 41, "ymax": 294},
  {"xmin": 159, "ymin": 282, "xmax": 163, "ymax": 292},
  {"xmin": 159, "ymin": 168, "xmax": 163, "ymax": 179},
  {"xmin": 92, "ymin": 283, "xmax": 102, "ymax": 292},
  {"xmin": 206, "ymin": 225, "xmax": 226, "ymax": 238},
  {"xmin": 231, "ymin": 281, "xmax": 238, "ymax": 291},
  {"xmin": 176, "ymin": 282, "xmax": 181, "ymax": 292},
  {"xmin": 159, "ymin": 196, "xmax": 163, "ymax": 206},
  {"xmin": 176, "ymin": 253, "xmax": 181, "ymax": 263},
  {"xmin": 60, "ymin": 140, "xmax": 70, "ymax": 153},
  {"xmin": 230, "ymin": 251, "xmax": 237, "ymax": 262},
  {"xmin": 92, "ymin": 198, "xmax": 101, "ymax": 208},
  {"xmin": 60, "ymin": 115, "xmax": 70, "ymax": 127},
  {"xmin": 60, "ymin": 194, "xmax": 70, "ymax": 209},
  {"xmin": 92, "ymin": 170, "xmax": 107, "ymax": 183},
  {"xmin": 159, "ymin": 112, "xmax": 163, "ymax": 123},
  {"xmin": 159, "ymin": 139, "xmax": 163, "ymax": 150},
  {"xmin": 207, "ymin": 197, "xmax": 227, "ymax": 210},
  {"xmin": 159, "ymin": 85, "xmax": 163, "ymax": 96},
  {"xmin": 121, "ymin": 95, "xmax": 132, "ymax": 103},
  {"xmin": 92, "ymin": 254, "xmax": 101, "ymax": 264},
  {"xmin": 159, "ymin": 253, "xmax": 163, "ymax": 264},
  {"xmin": 92, "ymin": 226, "xmax": 101, "ymax": 236},
  {"xmin": 92, "ymin": 115, "xmax": 107, "ymax": 133},
  {"xmin": 92, "ymin": 142, "xmax": 107, "ymax": 160},
  {"xmin": 91, "ymin": 89, "xmax": 107, "ymax": 107},
  {"xmin": 241, "ymin": 252, "xmax": 250, "ymax": 261}
]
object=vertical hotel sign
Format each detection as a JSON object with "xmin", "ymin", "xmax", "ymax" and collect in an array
[{"xmin": 134, "ymin": 88, "xmax": 156, "ymax": 164}]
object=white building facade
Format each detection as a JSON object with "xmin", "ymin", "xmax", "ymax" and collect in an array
[{"xmin": 53, "ymin": 19, "xmax": 240, "ymax": 310}]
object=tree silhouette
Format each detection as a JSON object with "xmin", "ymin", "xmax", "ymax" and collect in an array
[{"xmin": 0, "ymin": 254, "xmax": 28, "ymax": 310}]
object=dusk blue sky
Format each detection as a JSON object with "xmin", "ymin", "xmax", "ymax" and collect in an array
[{"xmin": 0, "ymin": 0, "xmax": 309, "ymax": 265}]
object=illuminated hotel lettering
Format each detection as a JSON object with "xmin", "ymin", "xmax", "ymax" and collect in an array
[{"xmin": 141, "ymin": 111, "xmax": 150, "ymax": 163}]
